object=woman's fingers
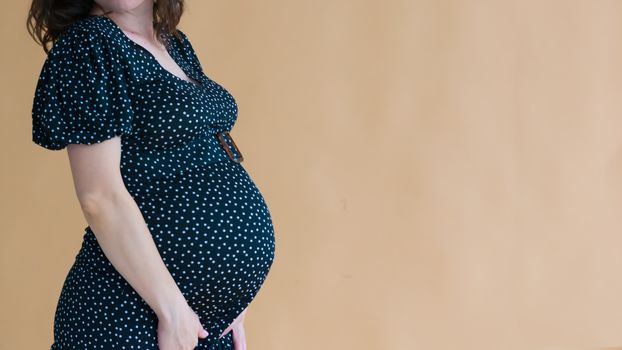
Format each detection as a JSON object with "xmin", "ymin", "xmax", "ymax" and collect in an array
[
  {"xmin": 198, "ymin": 327, "xmax": 209, "ymax": 338},
  {"xmin": 219, "ymin": 325, "xmax": 231, "ymax": 339},
  {"xmin": 217, "ymin": 307, "xmax": 251, "ymax": 340},
  {"xmin": 192, "ymin": 308, "xmax": 209, "ymax": 339},
  {"xmin": 219, "ymin": 312, "xmax": 240, "ymax": 338},
  {"xmin": 232, "ymin": 323, "xmax": 247, "ymax": 350}
]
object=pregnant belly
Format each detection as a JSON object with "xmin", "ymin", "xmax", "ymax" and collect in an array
[
  {"xmin": 73, "ymin": 158, "xmax": 275, "ymax": 348},
  {"xmin": 136, "ymin": 160, "xmax": 275, "ymax": 279},
  {"xmin": 132, "ymin": 159, "xmax": 276, "ymax": 343}
]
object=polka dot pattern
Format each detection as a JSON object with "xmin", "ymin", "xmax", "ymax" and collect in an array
[{"xmin": 31, "ymin": 15, "xmax": 276, "ymax": 350}]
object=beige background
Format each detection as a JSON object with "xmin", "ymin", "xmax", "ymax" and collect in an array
[{"xmin": 2, "ymin": 0, "xmax": 622, "ymax": 349}]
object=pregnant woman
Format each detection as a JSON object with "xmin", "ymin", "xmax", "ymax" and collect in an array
[{"xmin": 27, "ymin": 1, "xmax": 276, "ymax": 349}]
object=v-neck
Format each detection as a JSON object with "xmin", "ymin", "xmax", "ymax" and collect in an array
[{"xmin": 91, "ymin": 14, "xmax": 204, "ymax": 87}]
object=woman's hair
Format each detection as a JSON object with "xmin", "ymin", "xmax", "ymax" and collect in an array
[{"xmin": 26, "ymin": 0, "xmax": 185, "ymax": 54}]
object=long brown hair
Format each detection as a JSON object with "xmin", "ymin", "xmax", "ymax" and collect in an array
[{"xmin": 26, "ymin": 0, "xmax": 185, "ymax": 55}]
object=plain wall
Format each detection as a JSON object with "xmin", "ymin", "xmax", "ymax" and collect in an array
[{"xmin": 2, "ymin": 0, "xmax": 622, "ymax": 349}]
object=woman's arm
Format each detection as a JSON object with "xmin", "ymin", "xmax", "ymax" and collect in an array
[{"xmin": 66, "ymin": 136, "xmax": 209, "ymax": 349}]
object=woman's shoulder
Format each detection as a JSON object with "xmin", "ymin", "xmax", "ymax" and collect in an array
[
  {"xmin": 31, "ymin": 16, "xmax": 137, "ymax": 151},
  {"xmin": 46, "ymin": 16, "xmax": 118, "ymax": 59}
]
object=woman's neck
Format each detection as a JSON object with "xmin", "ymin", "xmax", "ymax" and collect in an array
[{"xmin": 89, "ymin": 1, "xmax": 156, "ymax": 41}]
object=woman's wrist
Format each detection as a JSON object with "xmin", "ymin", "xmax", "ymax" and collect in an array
[{"xmin": 152, "ymin": 289, "xmax": 191, "ymax": 321}]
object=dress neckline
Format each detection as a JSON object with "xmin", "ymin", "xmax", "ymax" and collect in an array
[{"xmin": 89, "ymin": 14, "xmax": 204, "ymax": 87}]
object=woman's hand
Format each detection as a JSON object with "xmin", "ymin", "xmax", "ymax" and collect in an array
[
  {"xmin": 157, "ymin": 303, "xmax": 209, "ymax": 350},
  {"xmin": 231, "ymin": 317, "xmax": 248, "ymax": 350},
  {"xmin": 219, "ymin": 307, "xmax": 248, "ymax": 350}
]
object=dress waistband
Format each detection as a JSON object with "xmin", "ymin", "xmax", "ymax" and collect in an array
[{"xmin": 120, "ymin": 129, "xmax": 243, "ymax": 197}]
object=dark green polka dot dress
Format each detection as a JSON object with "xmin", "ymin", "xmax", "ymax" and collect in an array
[{"xmin": 31, "ymin": 15, "xmax": 276, "ymax": 350}]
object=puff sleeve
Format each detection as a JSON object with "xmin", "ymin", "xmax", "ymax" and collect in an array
[{"xmin": 31, "ymin": 27, "xmax": 135, "ymax": 150}]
